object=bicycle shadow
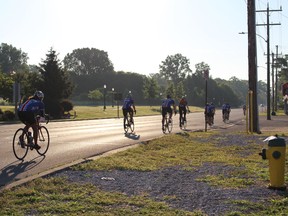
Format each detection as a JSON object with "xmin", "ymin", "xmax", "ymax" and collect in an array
[
  {"xmin": 0, "ymin": 156, "xmax": 46, "ymax": 189},
  {"xmin": 124, "ymin": 132, "xmax": 140, "ymax": 140}
]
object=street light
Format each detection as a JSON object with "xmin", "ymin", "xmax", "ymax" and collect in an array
[
  {"xmin": 239, "ymin": 32, "xmax": 267, "ymax": 42},
  {"xmin": 103, "ymin": 84, "xmax": 106, "ymax": 110},
  {"xmin": 112, "ymin": 88, "xmax": 114, "ymax": 107},
  {"xmin": 239, "ymin": 31, "xmax": 271, "ymax": 120}
]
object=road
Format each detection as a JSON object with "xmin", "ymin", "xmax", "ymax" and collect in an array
[{"xmin": 0, "ymin": 108, "xmax": 244, "ymax": 189}]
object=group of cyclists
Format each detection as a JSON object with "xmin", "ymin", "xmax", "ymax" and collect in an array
[
  {"xmin": 122, "ymin": 92, "xmax": 233, "ymax": 132},
  {"xmin": 17, "ymin": 90, "xmax": 234, "ymax": 148}
]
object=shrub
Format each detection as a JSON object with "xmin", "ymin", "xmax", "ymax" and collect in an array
[
  {"xmin": 60, "ymin": 100, "xmax": 74, "ymax": 112},
  {"xmin": 3, "ymin": 110, "xmax": 15, "ymax": 121}
]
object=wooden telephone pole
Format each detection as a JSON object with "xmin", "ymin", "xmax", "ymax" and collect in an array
[
  {"xmin": 247, "ymin": 0, "xmax": 259, "ymax": 133},
  {"xmin": 256, "ymin": 4, "xmax": 281, "ymax": 120}
]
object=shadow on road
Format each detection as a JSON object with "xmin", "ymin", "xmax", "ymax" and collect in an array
[
  {"xmin": 0, "ymin": 156, "xmax": 46, "ymax": 189},
  {"xmin": 124, "ymin": 132, "xmax": 140, "ymax": 140}
]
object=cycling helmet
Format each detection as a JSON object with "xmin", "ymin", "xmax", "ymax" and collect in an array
[
  {"xmin": 167, "ymin": 94, "xmax": 171, "ymax": 99},
  {"xmin": 34, "ymin": 90, "xmax": 44, "ymax": 101},
  {"xmin": 126, "ymin": 93, "xmax": 133, "ymax": 99}
]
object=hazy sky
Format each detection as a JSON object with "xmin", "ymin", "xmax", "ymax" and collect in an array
[{"xmin": 1, "ymin": 0, "xmax": 287, "ymax": 81}]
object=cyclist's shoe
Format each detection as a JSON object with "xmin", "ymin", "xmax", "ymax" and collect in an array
[
  {"xmin": 162, "ymin": 125, "xmax": 165, "ymax": 131},
  {"xmin": 33, "ymin": 144, "xmax": 41, "ymax": 150}
]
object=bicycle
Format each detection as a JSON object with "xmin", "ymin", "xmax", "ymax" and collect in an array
[
  {"xmin": 205, "ymin": 113, "xmax": 214, "ymax": 126},
  {"xmin": 179, "ymin": 110, "xmax": 189, "ymax": 130},
  {"xmin": 223, "ymin": 111, "xmax": 229, "ymax": 123},
  {"xmin": 123, "ymin": 113, "xmax": 134, "ymax": 134},
  {"xmin": 13, "ymin": 115, "xmax": 50, "ymax": 160},
  {"xmin": 162, "ymin": 113, "xmax": 173, "ymax": 134}
]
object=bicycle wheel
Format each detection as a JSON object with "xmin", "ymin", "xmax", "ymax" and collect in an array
[
  {"xmin": 179, "ymin": 116, "xmax": 183, "ymax": 129},
  {"xmin": 162, "ymin": 116, "xmax": 168, "ymax": 134},
  {"xmin": 183, "ymin": 120, "xmax": 187, "ymax": 130},
  {"xmin": 36, "ymin": 126, "xmax": 50, "ymax": 155},
  {"xmin": 13, "ymin": 128, "xmax": 29, "ymax": 160},
  {"xmin": 129, "ymin": 118, "xmax": 135, "ymax": 133},
  {"xmin": 167, "ymin": 118, "xmax": 173, "ymax": 133},
  {"xmin": 123, "ymin": 117, "xmax": 129, "ymax": 134}
]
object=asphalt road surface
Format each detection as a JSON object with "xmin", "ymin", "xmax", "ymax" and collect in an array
[{"xmin": 0, "ymin": 108, "xmax": 244, "ymax": 189}]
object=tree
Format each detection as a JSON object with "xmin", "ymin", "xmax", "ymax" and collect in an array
[
  {"xmin": 63, "ymin": 48, "xmax": 114, "ymax": 76},
  {"xmin": 0, "ymin": 43, "xmax": 28, "ymax": 74},
  {"xmin": 39, "ymin": 48, "xmax": 74, "ymax": 118},
  {"xmin": 166, "ymin": 82, "xmax": 176, "ymax": 99},
  {"xmin": 159, "ymin": 53, "xmax": 192, "ymax": 84},
  {"xmin": 88, "ymin": 89, "xmax": 103, "ymax": 104},
  {"xmin": 175, "ymin": 81, "xmax": 185, "ymax": 100},
  {"xmin": 143, "ymin": 77, "xmax": 159, "ymax": 102},
  {"xmin": 194, "ymin": 62, "xmax": 210, "ymax": 77},
  {"xmin": 0, "ymin": 72, "xmax": 14, "ymax": 100}
]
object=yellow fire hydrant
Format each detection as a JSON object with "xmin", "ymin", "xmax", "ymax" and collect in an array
[{"xmin": 259, "ymin": 135, "xmax": 286, "ymax": 190}]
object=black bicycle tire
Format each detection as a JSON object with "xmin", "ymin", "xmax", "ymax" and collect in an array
[
  {"xmin": 168, "ymin": 118, "xmax": 173, "ymax": 133},
  {"xmin": 163, "ymin": 116, "xmax": 168, "ymax": 134},
  {"xmin": 123, "ymin": 117, "xmax": 129, "ymax": 133},
  {"xmin": 129, "ymin": 118, "xmax": 135, "ymax": 133},
  {"xmin": 12, "ymin": 128, "xmax": 29, "ymax": 160},
  {"xmin": 36, "ymin": 126, "xmax": 50, "ymax": 155}
]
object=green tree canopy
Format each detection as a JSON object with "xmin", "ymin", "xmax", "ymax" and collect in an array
[
  {"xmin": 0, "ymin": 43, "xmax": 28, "ymax": 74},
  {"xmin": 63, "ymin": 48, "xmax": 114, "ymax": 76},
  {"xmin": 143, "ymin": 77, "xmax": 159, "ymax": 100},
  {"xmin": 159, "ymin": 53, "xmax": 192, "ymax": 84},
  {"xmin": 88, "ymin": 89, "xmax": 103, "ymax": 102}
]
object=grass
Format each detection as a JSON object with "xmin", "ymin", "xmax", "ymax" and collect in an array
[
  {"xmin": 0, "ymin": 105, "xmax": 204, "ymax": 120},
  {"xmin": 1, "ymin": 131, "xmax": 288, "ymax": 215}
]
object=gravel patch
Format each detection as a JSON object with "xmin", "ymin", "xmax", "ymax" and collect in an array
[{"xmin": 47, "ymin": 133, "xmax": 288, "ymax": 215}]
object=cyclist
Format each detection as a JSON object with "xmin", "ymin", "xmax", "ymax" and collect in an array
[
  {"xmin": 122, "ymin": 93, "xmax": 136, "ymax": 123},
  {"xmin": 18, "ymin": 90, "xmax": 45, "ymax": 150},
  {"xmin": 178, "ymin": 96, "xmax": 190, "ymax": 128},
  {"xmin": 204, "ymin": 102, "xmax": 215, "ymax": 125},
  {"xmin": 161, "ymin": 94, "xmax": 177, "ymax": 130},
  {"xmin": 242, "ymin": 104, "xmax": 246, "ymax": 116},
  {"xmin": 222, "ymin": 102, "xmax": 231, "ymax": 121}
]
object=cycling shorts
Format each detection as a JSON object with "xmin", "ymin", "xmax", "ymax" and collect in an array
[
  {"xmin": 18, "ymin": 111, "xmax": 37, "ymax": 125},
  {"xmin": 162, "ymin": 107, "xmax": 172, "ymax": 117}
]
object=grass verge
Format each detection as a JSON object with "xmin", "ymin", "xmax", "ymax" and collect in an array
[{"xmin": 1, "ymin": 131, "xmax": 288, "ymax": 215}]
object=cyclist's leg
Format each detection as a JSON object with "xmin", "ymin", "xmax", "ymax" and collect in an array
[
  {"xmin": 161, "ymin": 108, "xmax": 166, "ymax": 126},
  {"xmin": 168, "ymin": 107, "xmax": 172, "ymax": 121},
  {"xmin": 128, "ymin": 108, "xmax": 133, "ymax": 122},
  {"xmin": 183, "ymin": 109, "xmax": 187, "ymax": 122},
  {"xmin": 179, "ymin": 108, "xmax": 183, "ymax": 126}
]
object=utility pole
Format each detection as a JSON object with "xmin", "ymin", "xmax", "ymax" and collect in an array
[
  {"xmin": 256, "ymin": 3, "xmax": 281, "ymax": 120},
  {"xmin": 271, "ymin": 52, "xmax": 275, "ymax": 115},
  {"xmin": 275, "ymin": 45, "xmax": 279, "ymax": 112},
  {"xmin": 247, "ymin": 0, "xmax": 259, "ymax": 133}
]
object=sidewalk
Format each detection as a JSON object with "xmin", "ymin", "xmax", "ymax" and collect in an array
[{"xmin": 244, "ymin": 115, "xmax": 288, "ymax": 133}]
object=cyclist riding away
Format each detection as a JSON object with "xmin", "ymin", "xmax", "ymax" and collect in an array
[
  {"xmin": 18, "ymin": 90, "xmax": 45, "ymax": 150},
  {"xmin": 204, "ymin": 102, "xmax": 215, "ymax": 125},
  {"xmin": 122, "ymin": 93, "xmax": 136, "ymax": 123},
  {"xmin": 222, "ymin": 102, "xmax": 231, "ymax": 121},
  {"xmin": 178, "ymin": 96, "xmax": 190, "ymax": 128},
  {"xmin": 161, "ymin": 94, "xmax": 177, "ymax": 130},
  {"xmin": 242, "ymin": 104, "xmax": 246, "ymax": 116}
]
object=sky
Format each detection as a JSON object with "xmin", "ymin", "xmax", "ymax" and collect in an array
[{"xmin": 1, "ymin": 0, "xmax": 288, "ymax": 82}]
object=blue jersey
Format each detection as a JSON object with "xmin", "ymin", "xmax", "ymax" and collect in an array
[
  {"xmin": 162, "ymin": 98, "xmax": 175, "ymax": 108},
  {"xmin": 205, "ymin": 104, "xmax": 215, "ymax": 114},
  {"xmin": 222, "ymin": 104, "xmax": 231, "ymax": 111},
  {"xmin": 18, "ymin": 99, "xmax": 45, "ymax": 114},
  {"xmin": 122, "ymin": 98, "xmax": 134, "ymax": 109}
]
